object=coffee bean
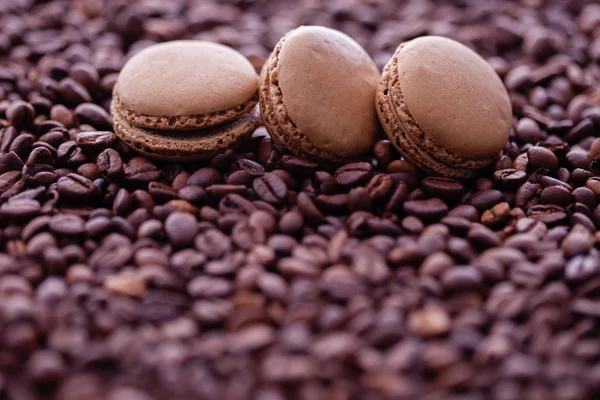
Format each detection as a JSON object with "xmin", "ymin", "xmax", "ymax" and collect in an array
[
  {"xmin": 403, "ymin": 199, "xmax": 448, "ymax": 222},
  {"xmin": 74, "ymin": 103, "xmax": 112, "ymax": 129},
  {"xmin": 124, "ymin": 157, "xmax": 161, "ymax": 184},
  {"xmin": 539, "ymin": 185, "xmax": 574, "ymax": 207},
  {"xmin": 316, "ymin": 194, "xmax": 348, "ymax": 214},
  {"xmin": 296, "ymin": 192, "xmax": 325, "ymax": 223},
  {"xmin": 165, "ymin": 211, "xmax": 198, "ymax": 248},
  {"xmin": 7, "ymin": 100, "xmax": 35, "ymax": 130},
  {"xmin": 187, "ymin": 167, "xmax": 222, "ymax": 187},
  {"xmin": 493, "ymin": 169, "xmax": 528, "ymax": 189},
  {"xmin": 280, "ymin": 155, "xmax": 318, "ymax": 177},
  {"xmin": 96, "ymin": 148, "xmax": 123, "ymax": 179},
  {"xmin": 57, "ymin": 173, "xmax": 98, "ymax": 203},
  {"xmin": 232, "ymin": 158, "xmax": 265, "ymax": 177},
  {"xmin": 57, "ymin": 78, "xmax": 92, "ymax": 106},
  {"xmin": 527, "ymin": 204, "xmax": 567, "ymax": 226},
  {"xmin": 421, "ymin": 177, "xmax": 464, "ymax": 201},
  {"xmin": 49, "ymin": 214, "xmax": 85, "ymax": 236},
  {"xmin": 334, "ymin": 162, "xmax": 373, "ymax": 187},
  {"xmin": 76, "ymin": 131, "xmax": 117, "ymax": 153},
  {"xmin": 0, "ymin": 199, "xmax": 40, "ymax": 220},
  {"xmin": 253, "ymin": 173, "xmax": 287, "ymax": 204}
]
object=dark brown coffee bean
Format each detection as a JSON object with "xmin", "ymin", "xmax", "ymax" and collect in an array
[
  {"xmin": 0, "ymin": 151, "xmax": 23, "ymax": 175},
  {"xmin": 7, "ymin": 100, "xmax": 35, "ymax": 130},
  {"xmin": 421, "ymin": 177, "xmax": 464, "ymax": 201},
  {"xmin": 57, "ymin": 141, "xmax": 87, "ymax": 167},
  {"xmin": 527, "ymin": 204, "xmax": 567, "ymax": 226},
  {"xmin": 403, "ymin": 199, "xmax": 448, "ymax": 222},
  {"xmin": 527, "ymin": 146, "xmax": 558, "ymax": 172},
  {"xmin": 232, "ymin": 158, "xmax": 265, "ymax": 177},
  {"xmin": 385, "ymin": 182, "xmax": 408, "ymax": 214},
  {"xmin": 57, "ymin": 173, "xmax": 98, "ymax": 202},
  {"xmin": 206, "ymin": 184, "xmax": 247, "ymax": 199},
  {"xmin": 0, "ymin": 126, "xmax": 18, "ymax": 153},
  {"xmin": 493, "ymin": 169, "xmax": 528, "ymax": 189},
  {"xmin": 165, "ymin": 211, "xmax": 198, "ymax": 248},
  {"xmin": 334, "ymin": 162, "xmax": 373, "ymax": 187},
  {"xmin": 296, "ymin": 192, "xmax": 325, "ymax": 223},
  {"xmin": 539, "ymin": 185, "xmax": 574, "ymax": 207},
  {"xmin": 365, "ymin": 174, "xmax": 393, "ymax": 201},
  {"xmin": 564, "ymin": 118, "xmax": 595, "ymax": 144},
  {"xmin": 49, "ymin": 214, "xmax": 85, "ymax": 236},
  {"xmin": 280, "ymin": 155, "xmax": 318, "ymax": 177},
  {"xmin": 373, "ymin": 140, "xmax": 393, "ymax": 169},
  {"xmin": 253, "ymin": 173, "xmax": 287, "ymax": 204},
  {"xmin": 74, "ymin": 103, "xmax": 112, "ymax": 129},
  {"xmin": 279, "ymin": 211, "xmax": 304, "ymax": 235},
  {"xmin": 96, "ymin": 148, "xmax": 123, "ymax": 179},
  {"xmin": 75, "ymin": 131, "xmax": 116, "ymax": 153},
  {"xmin": 348, "ymin": 187, "xmax": 372, "ymax": 212},
  {"xmin": 0, "ymin": 199, "xmax": 40, "ymax": 220},
  {"xmin": 124, "ymin": 157, "xmax": 161, "ymax": 184},
  {"xmin": 195, "ymin": 229, "xmax": 231, "ymax": 259},
  {"xmin": 448, "ymin": 205, "xmax": 480, "ymax": 221},
  {"xmin": 469, "ymin": 190, "xmax": 505, "ymax": 212},
  {"xmin": 57, "ymin": 77, "xmax": 92, "ymax": 106},
  {"xmin": 187, "ymin": 167, "xmax": 223, "ymax": 187},
  {"xmin": 316, "ymin": 194, "xmax": 349, "ymax": 214},
  {"xmin": 9, "ymin": 133, "xmax": 35, "ymax": 161}
]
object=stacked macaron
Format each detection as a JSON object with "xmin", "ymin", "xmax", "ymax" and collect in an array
[{"xmin": 111, "ymin": 40, "xmax": 260, "ymax": 161}]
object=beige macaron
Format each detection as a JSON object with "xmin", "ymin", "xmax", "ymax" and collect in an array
[
  {"xmin": 111, "ymin": 40, "xmax": 261, "ymax": 161},
  {"xmin": 260, "ymin": 26, "xmax": 381, "ymax": 162},
  {"xmin": 376, "ymin": 36, "xmax": 512, "ymax": 179}
]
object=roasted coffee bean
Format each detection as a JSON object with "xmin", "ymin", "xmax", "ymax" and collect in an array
[
  {"xmin": 57, "ymin": 173, "xmax": 98, "ymax": 202},
  {"xmin": 469, "ymin": 190, "xmax": 505, "ymax": 212},
  {"xmin": 539, "ymin": 185, "xmax": 574, "ymax": 207},
  {"xmin": 0, "ymin": 151, "xmax": 23, "ymax": 174},
  {"xmin": 57, "ymin": 77, "xmax": 92, "ymax": 106},
  {"xmin": 421, "ymin": 177, "xmax": 464, "ymax": 201},
  {"xmin": 334, "ymin": 162, "xmax": 373, "ymax": 187},
  {"xmin": 527, "ymin": 204, "xmax": 567, "ymax": 226},
  {"xmin": 75, "ymin": 131, "xmax": 117, "ymax": 153},
  {"xmin": 74, "ymin": 103, "xmax": 112, "ymax": 129},
  {"xmin": 57, "ymin": 141, "xmax": 87, "ymax": 167},
  {"xmin": 187, "ymin": 167, "xmax": 222, "ymax": 187},
  {"xmin": 6, "ymin": 100, "xmax": 35, "ymax": 130},
  {"xmin": 96, "ymin": 148, "xmax": 123, "ymax": 179},
  {"xmin": 253, "ymin": 173, "xmax": 287, "ymax": 204},
  {"xmin": 165, "ymin": 211, "xmax": 198, "ymax": 248},
  {"xmin": 232, "ymin": 158, "xmax": 265, "ymax": 177},
  {"xmin": 124, "ymin": 157, "xmax": 161, "ymax": 184},
  {"xmin": 527, "ymin": 146, "xmax": 558, "ymax": 172},
  {"xmin": 296, "ymin": 192, "xmax": 325, "ymax": 223},
  {"xmin": 280, "ymin": 155, "xmax": 318, "ymax": 177},
  {"xmin": 403, "ymin": 199, "xmax": 448, "ymax": 222}
]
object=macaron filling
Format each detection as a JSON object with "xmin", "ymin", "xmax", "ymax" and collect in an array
[
  {"xmin": 112, "ymin": 102, "xmax": 260, "ymax": 161},
  {"xmin": 113, "ymin": 89, "xmax": 258, "ymax": 131}
]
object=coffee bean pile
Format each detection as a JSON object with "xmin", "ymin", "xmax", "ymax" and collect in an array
[{"xmin": 2, "ymin": 0, "xmax": 600, "ymax": 399}]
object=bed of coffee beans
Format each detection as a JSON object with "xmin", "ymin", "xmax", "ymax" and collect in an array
[{"xmin": 2, "ymin": 0, "xmax": 600, "ymax": 399}]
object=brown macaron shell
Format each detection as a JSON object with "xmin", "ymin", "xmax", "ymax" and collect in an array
[
  {"xmin": 377, "ymin": 36, "xmax": 512, "ymax": 179},
  {"xmin": 112, "ymin": 104, "xmax": 261, "ymax": 162},
  {"xmin": 260, "ymin": 26, "xmax": 381, "ymax": 162},
  {"xmin": 115, "ymin": 40, "xmax": 259, "ymax": 130}
]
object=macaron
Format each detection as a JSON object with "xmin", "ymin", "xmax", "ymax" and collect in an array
[
  {"xmin": 260, "ymin": 26, "xmax": 381, "ymax": 162},
  {"xmin": 376, "ymin": 36, "xmax": 512, "ymax": 179},
  {"xmin": 111, "ymin": 40, "xmax": 261, "ymax": 161}
]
